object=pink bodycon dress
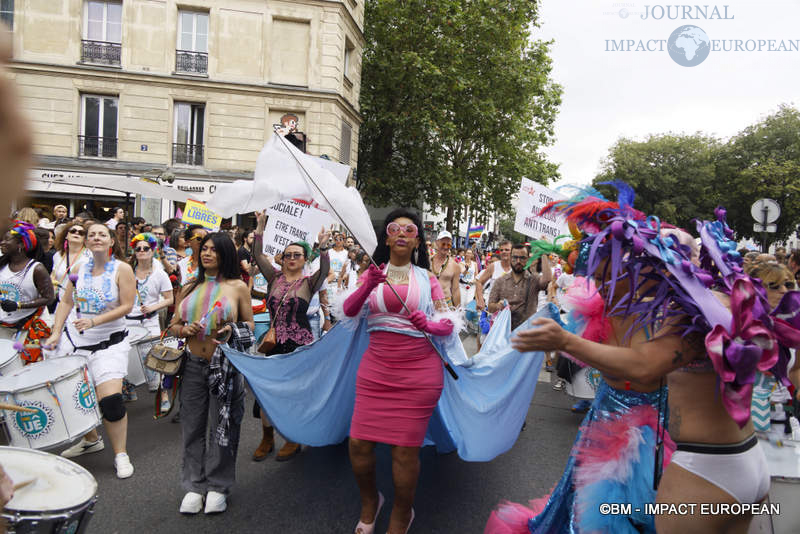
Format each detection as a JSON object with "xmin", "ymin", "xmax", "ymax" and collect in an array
[{"xmin": 349, "ymin": 276, "xmax": 445, "ymax": 447}]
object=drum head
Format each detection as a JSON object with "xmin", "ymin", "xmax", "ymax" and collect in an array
[
  {"xmin": 0, "ymin": 446, "xmax": 97, "ymax": 511},
  {"xmin": 127, "ymin": 326, "xmax": 151, "ymax": 344},
  {"xmin": 0, "ymin": 357, "xmax": 86, "ymax": 392},
  {"xmin": 0, "ymin": 339, "xmax": 18, "ymax": 366}
]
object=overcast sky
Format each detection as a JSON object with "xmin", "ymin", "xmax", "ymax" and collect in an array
[{"xmin": 535, "ymin": 0, "xmax": 800, "ymax": 188}]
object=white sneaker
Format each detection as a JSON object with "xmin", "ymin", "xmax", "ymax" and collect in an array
[
  {"xmin": 114, "ymin": 453, "xmax": 134, "ymax": 479},
  {"xmin": 204, "ymin": 491, "xmax": 227, "ymax": 514},
  {"xmin": 61, "ymin": 437, "xmax": 104, "ymax": 458},
  {"xmin": 160, "ymin": 397, "xmax": 171, "ymax": 413},
  {"xmin": 180, "ymin": 492, "xmax": 204, "ymax": 514}
]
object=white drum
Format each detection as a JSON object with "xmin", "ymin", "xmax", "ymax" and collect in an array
[
  {"xmin": 0, "ymin": 357, "xmax": 101, "ymax": 450},
  {"xmin": 125, "ymin": 325, "xmax": 151, "ymax": 387},
  {"xmin": 565, "ymin": 366, "xmax": 601, "ymax": 399},
  {"xmin": 0, "ymin": 446, "xmax": 98, "ymax": 533},
  {"xmin": 747, "ymin": 438, "xmax": 800, "ymax": 534},
  {"xmin": 0, "ymin": 338, "xmax": 24, "ymax": 376}
]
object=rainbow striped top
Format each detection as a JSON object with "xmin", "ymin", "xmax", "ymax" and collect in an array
[{"xmin": 178, "ymin": 276, "xmax": 231, "ymax": 339}]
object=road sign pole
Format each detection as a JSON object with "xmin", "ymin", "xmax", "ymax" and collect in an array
[{"xmin": 762, "ymin": 206, "xmax": 768, "ymax": 252}]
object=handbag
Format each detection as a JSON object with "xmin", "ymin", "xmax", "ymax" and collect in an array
[
  {"xmin": 257, "ymin": 279, "xmax": 300, "ymax": 354},
  {"xmin": 144, "ymin": 331, "xmax": 185, "ymax": 376}
]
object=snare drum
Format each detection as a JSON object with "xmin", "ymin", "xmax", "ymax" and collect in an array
[
  {"xmin": 252, "ymin": 298, "xmax": 267, "ymax": 314},
  {"xmin": 0, "ymin": 357, "xmax": 101, "ymax": 450},
  {"xmin": 125, "ymin": 325, "xmax": 151, "ymax": 387},
  {"xmin": 0, "ymin": 339, "xmax": 24, "ymax": 376},
  {"xmin": 0, "ymin": 446, "xmax": 98, "ymax": 534},
  {"xmin": 254, "ymin": 312, "xmax": 271, "ymax": 344},
  {"xmin": 564, "ymin": 366, "xmax": 601, "ymax": 400}
]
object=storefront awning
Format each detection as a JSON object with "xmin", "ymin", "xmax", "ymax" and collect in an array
[{"xmin": 31, "ymin": 174, "xmax": 193, "ymax": 203}]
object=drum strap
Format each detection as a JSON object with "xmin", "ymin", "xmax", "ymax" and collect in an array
[
  {"xmin": 125, "ymin": 310, "xmax": 158, "ymax": 321},
  {"xmin": 64, "ymin": 328, "xmax": 128, "ymax": 353}
]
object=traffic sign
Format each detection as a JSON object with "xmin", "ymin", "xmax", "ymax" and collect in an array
[
  {"xmin": 751, "ymin": 199, "xmax": 780, "ymax": 223},
  {"xmin": 753, "ymin": 223, "xmax": 777, "ymax": 233}
]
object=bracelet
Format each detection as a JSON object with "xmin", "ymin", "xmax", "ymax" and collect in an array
[
  {"xmin": 90, "ymin": 318, "xmax": 95, "ymax": 328},
  {"xmin": 318, "ymin": 246, "xmax": 329, "ymax": 252}
]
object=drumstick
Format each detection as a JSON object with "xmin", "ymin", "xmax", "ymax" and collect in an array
[
  {"xmin": 0, "ymin": 402, "xmax": 36, "ymax": 413},
  {"xmin": 12, "ymin": 477, "xmax": 35, "ymax": 491},
  {"xmin": 13, "ymin": 341, "xmax": 40, "ymax": 351},
  {"xmin": 68, "ymin": 273, "xmax": 84, "ymax": 333}
]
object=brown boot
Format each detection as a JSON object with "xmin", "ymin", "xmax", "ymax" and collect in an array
[
  {"xmin": 252, "ymin": 426, "xmax": 274, "ymax": 462},
  {"xmin": 275, "ymin": 441, "xmax": 301, "ymax": 462}
]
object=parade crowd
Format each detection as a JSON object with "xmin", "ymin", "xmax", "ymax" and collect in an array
[{"xmin": 2, "ymin": 193, "xmax": 800, "ymax": 534}]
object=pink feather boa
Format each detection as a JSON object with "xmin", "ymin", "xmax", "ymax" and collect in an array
[{"xmin": 565, "ymin": 277, "xmax": 612, "ymax": 344}]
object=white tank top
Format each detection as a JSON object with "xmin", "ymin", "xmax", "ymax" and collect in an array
[
  {"xmin": 67, "ymin": 259, "xmax": 126, "ymax": 343},
  {"xmin": 0, "ymin": 260, "xmax": 40, "ymax": 323},
  {"xmin": 483, "ymin": 262, "xmax": 511, "ymax": 298}
]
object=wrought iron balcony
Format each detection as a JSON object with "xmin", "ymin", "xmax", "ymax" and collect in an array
[
  {"xmin": 175, "ymin": 50, "xmax": 208, "ymax": 74},
  {"xmin": 172, "ymin": 143, "xmax": 204, "ymax": 166},
  {"xmin": 78, "ymin": 135, "xmax": 118, "ymax": 158},
  {"xmin": 81, "ymin": 40, "xmax": 121, "ymax": 66}
]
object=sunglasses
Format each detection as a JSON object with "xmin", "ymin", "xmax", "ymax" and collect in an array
[
  {"xmin": 187, "ymin": 234, "xmax": 205, "ymax": 242},
  {"xmin": 68, "ymin": 228, "xmax": 86, "ymax": 236},
  {"xmin": 134, "ymin": 246, "xmax": 152, "ymax": 253},
  {"xmin": 386, "ymin": 222, "xmax": 418, "ymax": 238},
  {"xmin": 283, "ymin": 252, "xmax": 305, "ymax": 259},
  {"xmin": 768, "ymin": 281, "xmax": 796, "ymax": 290}
]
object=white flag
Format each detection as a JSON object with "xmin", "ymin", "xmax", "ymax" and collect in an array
[{"xmin": 207, "ymin": 134, "xmax": 377, "ymax": 253}]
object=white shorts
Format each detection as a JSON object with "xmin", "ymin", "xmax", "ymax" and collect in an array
[{"xmin": 48, "ymin": 335, "xmax": 130, "ymax": 387}]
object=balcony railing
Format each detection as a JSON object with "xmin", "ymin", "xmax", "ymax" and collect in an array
[
  {"xmin": 172, "ymin": 143, "xmax": 204, "ymax": 166},
  {"xmin": 81, "ymin": 40, "xmax": 121, "ymax": 66},
  {"xmin": 79, "ymin": 135, "xmax": 117, "ymax": 158},
  {"xmin": 175, "ymin": 50, "xmax": 208, "ymax": 74}
]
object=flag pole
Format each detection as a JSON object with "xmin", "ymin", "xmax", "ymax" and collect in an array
[{"xmin": 271, "ymin": 129, "xmax": 459, "ymax": 380}]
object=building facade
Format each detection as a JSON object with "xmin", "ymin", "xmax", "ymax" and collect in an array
[{"xmin": 11, "ymin": 0, "xmax": 363, "ymax": 225}]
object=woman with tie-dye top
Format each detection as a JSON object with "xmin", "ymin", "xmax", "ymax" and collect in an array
[{"xmin": 167, "ymin": 232, "xmax": 253, "ymax": 515}]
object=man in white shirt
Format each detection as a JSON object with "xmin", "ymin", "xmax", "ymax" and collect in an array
[{"xmin": 105, "ymin": 207, "xmax": 125, "ymax": 230}]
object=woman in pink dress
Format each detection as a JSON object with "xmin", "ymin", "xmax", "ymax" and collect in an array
[{"xmin": 343, "ymin": 209, "xmax": 456, "ymax": 534}]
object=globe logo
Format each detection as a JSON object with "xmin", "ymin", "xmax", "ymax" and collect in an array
[
  {"xmin": 619, "ymin": 8, "xmax": 629, "ymax": 19},
  {"xmin": 668, "ymin": 25, "xmax": 711, "ymax": 67}
]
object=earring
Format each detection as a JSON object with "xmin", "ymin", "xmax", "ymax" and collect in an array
[{"xmin": 108, "ymin": 246, "xmax": 113, "ymax": 257}]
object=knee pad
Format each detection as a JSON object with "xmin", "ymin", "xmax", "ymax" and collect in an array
[{"xmin": 99, "ymin": 393, "xmax": 126, "ymax": 422}]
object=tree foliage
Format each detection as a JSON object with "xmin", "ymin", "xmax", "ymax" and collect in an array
[
  {"xmin": 357, "ymin": 0, "xmax": 562, "ymax": 227},
  {"xmin": 593, "ymin": 105, "xmax": 800, "ymax": 243},
  {"xmin": 593, "ymin": 134, "xmax": 722, "ymax": 231},
  {"xmin": 716, "ymin": 105, "xmax": 800, "ymax": 241}
]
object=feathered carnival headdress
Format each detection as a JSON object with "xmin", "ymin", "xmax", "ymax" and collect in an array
[
  {"xmin": 9, "ymin": 220, "xmax": 37, "ymax": 251},
  {"xmin": 541, "ymin": 182, "xmax": 800, "ymax": 428},
  {"xmin": 130, "ymin": 233, "xmax": 159, "ymax": 251}
]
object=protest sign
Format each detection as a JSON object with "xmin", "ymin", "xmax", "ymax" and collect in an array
[
  {"xmin": 263, "ymin": 199, "xmax": 334, "ymax": 256},
  {"xmin": 181, "ymin": 199, "xmax": 221, "ymax": 231},
  {"xmin": 514, "ymin": 178, "xmax": 569, "ymax": 240}
]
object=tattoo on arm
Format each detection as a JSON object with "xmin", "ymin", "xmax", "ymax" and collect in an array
[{"xmin": 672, "ymin": 351, "xmax": 685, "ymax": 365}]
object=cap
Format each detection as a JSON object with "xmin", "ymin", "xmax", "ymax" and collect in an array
[{"xmin": 436, "ymin": 230, "xmax": 453, "ymax": 241}]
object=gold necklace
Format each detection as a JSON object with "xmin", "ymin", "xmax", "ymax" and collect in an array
[{"xmin": 433, "ymin": 255, "xmax": 449, "ymax": 277}]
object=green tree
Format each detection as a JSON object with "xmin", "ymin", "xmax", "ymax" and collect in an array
[
  {"xmin": 593, "ymin": 134, "xmax": 722, "ymax": 231},
  {"xmin": 716, "ymin": 105, "xmax": 800, "ymax": 242},
  {"xmin": 357, "ymin": 0, "xmax": 562, "ymax": 229}
]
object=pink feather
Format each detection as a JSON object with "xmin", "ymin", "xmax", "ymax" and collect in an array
[
  {"xmin": 565, "ymin": 277, "xmax": 612, "ymax": 343},
  {"xmin": 484, "ymin": 488, "xmax": 555, "ymax": 534}
]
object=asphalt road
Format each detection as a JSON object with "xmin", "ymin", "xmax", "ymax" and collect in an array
[{"xmin": 26, "ymin": 336, "xmax": 585, "ymax": 534}]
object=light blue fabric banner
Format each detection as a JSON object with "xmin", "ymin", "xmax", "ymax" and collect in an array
[{"xmin": 223, "ymin": 304, "xmax": 560, "ymax": 461}]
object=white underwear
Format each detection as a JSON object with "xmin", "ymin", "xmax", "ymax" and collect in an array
[{"xmin": 670, "ymin": 435, "xmax": 769, "ymax": 504}]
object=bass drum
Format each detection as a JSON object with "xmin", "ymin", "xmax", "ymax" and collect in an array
[
  {"xmin": 125, "ymin": 325, "xmax": 151, "ymax": 387},
  {"xmin": 564, "ymin": 366, "xmax": 601, "ymax": 400},
  {"xmin": 0, "ymin": 357, "xmax": 101, "ymax": 450},
  {"xmin": 0, "ymin": 446, "xmax": 98, "ymax": 534}
]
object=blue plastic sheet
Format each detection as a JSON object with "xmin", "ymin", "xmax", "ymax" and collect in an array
[{"xmin": 223, "ymin": 304, "xmax": 560, "ymax": 461}]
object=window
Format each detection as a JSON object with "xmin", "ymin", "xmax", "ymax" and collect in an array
[
  {"xmin": 0, "ymin": 0, "xmax": 13, "ymax": 31},
  {"xmin": 176, "ymin": 10, "xmax": 208, "ymax": 74},
  {"xmin": 344, "ymin": 37, "xmax": 355, "ymax": 83},
  {"xmin": 82, "ymin": 1, "xmax": 122, "ymax": 65},
  {"xmin": 340, "ymin": 120, "xmax": 352, "ymax": 165},
  {"xmin": 173, "ymin": 102, "xmax": 205, "ymax": 166},
  {"xmin": 80, "ymin": 94, "xmax": 118, "ymax": 158}
]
